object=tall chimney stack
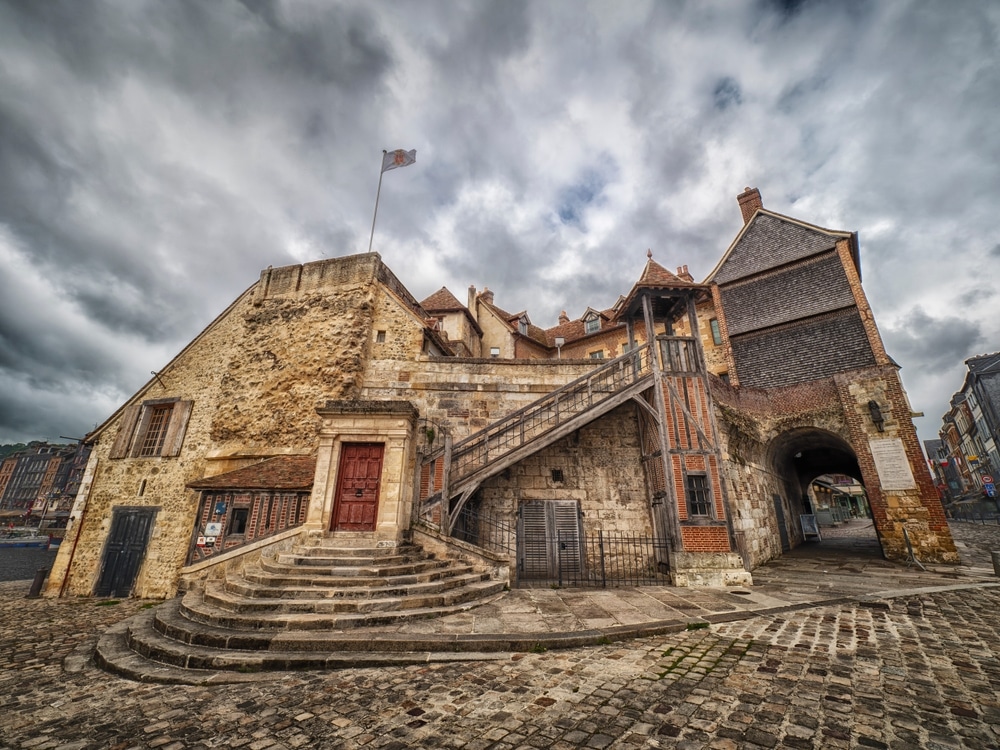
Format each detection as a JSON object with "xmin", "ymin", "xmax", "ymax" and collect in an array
[{"xmin": 737, "ymin": 187, "xmax": 762, "ymax": 224}]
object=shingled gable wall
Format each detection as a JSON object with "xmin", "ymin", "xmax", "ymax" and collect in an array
[{"xmin": 706, "ymin": 196, "xmax": 956, "ymax": 566}]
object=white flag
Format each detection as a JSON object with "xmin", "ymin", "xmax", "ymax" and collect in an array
[{"xmin": 382, "ymin": 149, "xmax": 417, "ymax": 172}]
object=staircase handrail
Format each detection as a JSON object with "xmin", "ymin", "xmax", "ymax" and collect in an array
[{"xmin": 431, "ymin": 343, "xmax": 654, "ymax": 485}]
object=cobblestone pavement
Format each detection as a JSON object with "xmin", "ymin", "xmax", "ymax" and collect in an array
[
  {"xmin": 1, "ymin": 522, "xmax": 998, "ymax": 749},
  {"xmin": 0, "ymin": 547, "xmax": 59, "ymax": 582}
]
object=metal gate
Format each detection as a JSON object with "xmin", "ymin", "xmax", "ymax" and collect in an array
[{"xmin": 94, "ymin": 507, "xmax": 157, "ymax": 597}]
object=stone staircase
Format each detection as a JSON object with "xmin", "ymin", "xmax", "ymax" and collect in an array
[{"xmin": 94, "ymin": 536, "xmax": 508, "ymax": 683}]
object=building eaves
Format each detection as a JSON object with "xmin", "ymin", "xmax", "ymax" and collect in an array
[
  {"xmin": 966, "ymin": 352, "xmax": 1000, "ymax": 375},
  {"xmin": 187, "ymin": 455, "xmax": 317, "ymax": 491}
]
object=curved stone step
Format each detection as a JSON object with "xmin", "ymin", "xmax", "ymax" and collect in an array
[
  {"xmin": 94, "ymin": 606, "xmax": 509, "ymax": 686},
  {"xmin": 275, "ymin": 551, "xmax": 425, "ymax": 566},
  {"xmin": 200, "ymin": 578, "xmax": 504, "ymax": 617},
  {"xmin": 260, "ymin": 556, "xmax": 453, "ymax": 577},
  {"xmin": 181, "ymin": 579, "xmax": 508, "ymax": 630},
  {"xmin": 224, "ymin": 570, "xmax": 489, "ymax": 601},
  {"xmin": 239, "ymin": 566, "xmax": 459, "ymax": 589}
]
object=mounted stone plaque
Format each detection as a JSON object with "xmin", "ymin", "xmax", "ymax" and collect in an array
[{"xmin": 868, "ymin": 437, "xmax": 916, "ymax": 490}]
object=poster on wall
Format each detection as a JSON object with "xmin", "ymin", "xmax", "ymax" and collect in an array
[
  {"xmin": 869, "ymin": 438, "xmax": 917, "ymax": 490},
  {"xmin": 205, "ymin": 522, "xmax": 222, "ymax": 536}
]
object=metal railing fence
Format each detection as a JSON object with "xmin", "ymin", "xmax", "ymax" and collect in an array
[{"xmin": 517, "ymin": 529, "xmax": 671, "ymax": 588}]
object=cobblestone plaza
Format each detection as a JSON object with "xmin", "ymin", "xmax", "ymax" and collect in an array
[{"xmin": 1, "ymin": 521, "xmax": 999, "ymax": 749}]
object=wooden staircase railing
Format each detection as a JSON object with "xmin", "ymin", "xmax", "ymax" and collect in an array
[{"xmin": 420, "ymin": 343, "xmax": 658, "ymax": 530}]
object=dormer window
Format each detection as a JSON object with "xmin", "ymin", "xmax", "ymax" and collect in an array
[
  {"xmin": 585, "ymin": 315, "xmax": 600, "ymax": 334},
  {"xmin": 518, "ymin": 316, "xmax": 528, "ymax": 335}
]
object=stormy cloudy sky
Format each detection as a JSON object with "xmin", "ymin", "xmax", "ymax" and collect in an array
[{"xmin": 1, "ymin": 0, "xmax": 997, "ymax": 448}]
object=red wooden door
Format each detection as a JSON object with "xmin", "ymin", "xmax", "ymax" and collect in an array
[{"xmin": 332, "ymin": 443, "xmax": 384, "ymax": 531}]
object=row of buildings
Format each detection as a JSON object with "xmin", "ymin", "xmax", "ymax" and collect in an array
[
  {"xmin": 927, "ymin": 353, "xmax": 1000, "ymax": 504},
  {"xmin": 0, "ymin": 442, "xmax": 91, "ymax": 528},
  {"xmin": 43, "ymin": 187, "xmax": 957, "ymax": 599}
]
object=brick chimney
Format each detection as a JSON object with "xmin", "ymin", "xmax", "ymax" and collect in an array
[
  {"xmin": 737, "ymin": 187, "xmax": 762, "ymax": 224},
  {"xmin": 480, "ymin": 287, "xmax": 494, "ymax": 306},
  {"xmin": 468, "ymin": 285, "xmax": 477, "ymax": 311},
  {"xmin": 558, "ymin": 310, "xmax": 570, "ymax": 325},
  {"xmin": 676, "ymin": 265, "xmax": 694, "ymax": 282}
]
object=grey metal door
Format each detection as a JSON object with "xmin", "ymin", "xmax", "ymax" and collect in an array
[{"xmin": 94, "ymin": 507, "xmax": 156, "ymax": 597}]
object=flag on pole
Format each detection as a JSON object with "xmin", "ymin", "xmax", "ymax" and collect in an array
[{"xmin": 381, "ymin": 148, "xmax": 417, "ymax": 173}]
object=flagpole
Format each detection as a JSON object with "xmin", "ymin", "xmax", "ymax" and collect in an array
[{"xmin": 368, "ymin": 150, "xmax": 387, "ymax": 254}]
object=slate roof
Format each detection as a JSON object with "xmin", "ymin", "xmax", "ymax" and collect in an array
[
  {"xmin": 719, "ymin": 253, "xmax": 856, "ymax": 336},
  {"xmin": 187, "ymin": 456, "xmax": 316, "ymax": 491},
  {"xmin": 967, "ymin": 352, "xmax": 1000, "ymax": 375},
  {"xmin": 707, "ymin": 211, "xmax": 855, "ymax": 285}
]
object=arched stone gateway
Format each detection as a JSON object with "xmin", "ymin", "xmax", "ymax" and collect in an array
[{"xmin": 713, "ymin": 368, "xmax": 959, "ymax": 569}]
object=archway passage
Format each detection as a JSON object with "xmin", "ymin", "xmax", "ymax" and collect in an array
[{"xmin": 767, "ymin": 427, "xmax": 881, "ymax": 557}]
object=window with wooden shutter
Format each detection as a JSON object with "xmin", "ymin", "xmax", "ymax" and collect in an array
[{"xmin": 107, "ymin": 398, "xmax": 193, "ymax": 459}]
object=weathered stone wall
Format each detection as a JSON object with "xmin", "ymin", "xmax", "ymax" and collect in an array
[
  {"xmin": 362, "ymin": 358, "xmax": 601, "ymax": 439},
  {"xmin": 48, "ymin": 255, "xmax": 388, "ymax": 599},
  {"xmin": 474, "ymin": 403, "xmax": 653, "ymax": 536},
  {"xmin": 834, "ymin": 367, "xmax": 958, "ymax": 563},
  {"xmin": 712, "ymin": 378, "xmax": 847, "ymax": 569}
]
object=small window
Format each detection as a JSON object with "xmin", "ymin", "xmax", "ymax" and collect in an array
[
  {"xmin": 230, "ymin": 507, "xmax": 249, "ymax": 535},
  {"xmin": 585, "ymin": 316, "xmax": 600, "ymax": 334},
  {"xmin": 621, "ymin": 342, "xmax": 633, "ymax": 354},
  {"xmin": 709, "ymin": 319, "xmax": 722, "ymax": 346},
  {"xmin": 490, "ymin": 347, "xmax": 500, "ymax": 358},
  {"xmin": 686, "ymin": 475, "xmax": 712, "ymax": 517},
  {"xmin": 551, "ymin": 468, "xmax": 564, "ymax": 483},
  {"xmin": 376, "ymin": 330, "xmax": 386, "ymax": 343},
  {"xmin": 137, "ymin": 405, "xmax": 172, "ymax": 457},
  {"xmin": 589, "ymin": 350, "xmax": 604, "ymax": 360},
  {"xmin": 109, "ymin": 398, "xmax": 193, "ymax": 459},
  {"xmin": 719, "ymin": 372, "xmax": 730, "ymax": 384},
  {"xmin": 518, "ymin": 318, "xmax": 528, "ymax": 335}
]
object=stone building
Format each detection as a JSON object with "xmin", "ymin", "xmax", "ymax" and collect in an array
[
  {"xmin": 938, "ymin": 352, "xmax": 1000, "ymax": 501},
  {"xmin": 45, "ymin": 189, "xmax": 956, "ymax": 600}
]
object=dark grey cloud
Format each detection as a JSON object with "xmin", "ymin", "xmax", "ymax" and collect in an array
[
  {"xmin": 0, "ymin": 0, "xmax": 997, "ymax": 445},
  {"xmin": 882, "ymin": 307, "xmax": 983, "ymax": 372}
]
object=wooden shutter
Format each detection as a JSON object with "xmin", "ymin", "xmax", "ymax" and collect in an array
[
  {"xmin": 161, "ymin": 400, "xmax": 193, "ymax": 457},
  {"xmin": 108, "ymin": 404, "xmax": 141, "ymax": 459},
  {"xmin": 551, "ymin": 500, "xmax": 583, "ymax": 577},
  {"xmin": 518, "ymin": 499, "xmax": 583, "ymax": 580},
  {"xmin": 519, "ymin": 500, "xmax": 550, "ymax": 578}
]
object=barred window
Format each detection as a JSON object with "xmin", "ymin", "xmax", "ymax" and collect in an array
[
  {"xmin": 137, "ymin": 405, "xmax": 172, "ymax": 457},
  {"xmin": 686, "ymin": 474, "xmax": 712, "ymax": 517}
]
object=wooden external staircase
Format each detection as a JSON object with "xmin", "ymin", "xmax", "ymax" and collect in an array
[{"xmin": 421, "ymin": 343, "xmax": 662, "ymax": 531}]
